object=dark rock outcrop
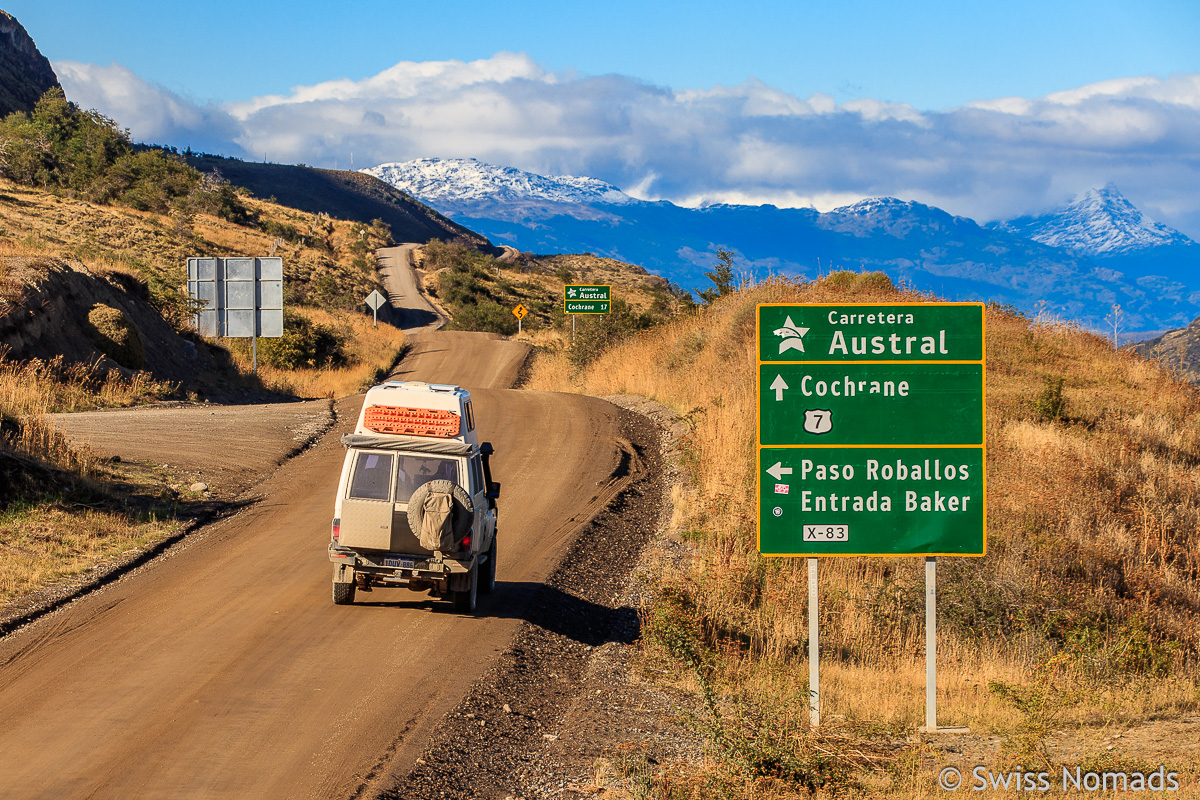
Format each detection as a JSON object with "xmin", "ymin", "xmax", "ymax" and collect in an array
[
  {"xmin": 0, "ymin": 10, "xmax": 61, "ymax": 117},
  {"xmin": 1132, "ymin": 318, "xmax": 1200, "ymax": 383}
]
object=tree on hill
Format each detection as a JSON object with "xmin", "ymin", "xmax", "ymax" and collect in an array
[
  {"xmin": 0, "ymin": 88, "xmax": 248, "ymax": 221},
  {"xmin": 698, "ymin": 247, "xmax": 737, "ymax": 305}
]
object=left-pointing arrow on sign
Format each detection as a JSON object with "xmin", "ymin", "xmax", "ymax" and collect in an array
[
  {"xmin": 770, "ymin": 374, "xmax": 788, "ymax": 401},
  {"xmin": 766, "ymin": 462, "xmax": 793, "ymax": 481}
]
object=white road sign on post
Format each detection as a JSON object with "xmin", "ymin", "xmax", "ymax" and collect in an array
[{"xmin": 365, "ymin": 289, "xmax": 386, "ymax": 328}]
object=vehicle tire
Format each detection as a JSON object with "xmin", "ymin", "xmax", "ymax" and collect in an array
[
  {"xmin": 452, "ymin": 566, "xmax": 478, "ymax": 614},
  {"xmin": 480, "ymin": 534, "xmax": 497, "ymax": 595},
  {"xmin": 333, "ymin": 580, "xmax": 356, "ymax": 605}
]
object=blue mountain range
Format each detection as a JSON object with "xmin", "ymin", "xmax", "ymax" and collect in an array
[{"xmin": 365, "ymin": 159, "xmax": 1200, "ymax": 334}]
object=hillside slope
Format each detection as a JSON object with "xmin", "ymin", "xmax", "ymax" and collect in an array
[
  {"xmin": 527, "ymin": 273, "xmax": 1200, "ymax": 796},
  {"xmin": 1132, "ymin": 315, "xmax": 1200, "ymax": 383},
  {"xmin": 187, "ymin": 156, "xmax": 492, "ymax": 249}
]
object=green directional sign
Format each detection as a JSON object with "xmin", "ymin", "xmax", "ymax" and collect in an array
[
  {"xmin": 565, "ymin": 284, "xmax": 610, "ymax": 314},
  {"xmin": 757, "ymin": 303, "xmax": 986, "ymax": 557}
]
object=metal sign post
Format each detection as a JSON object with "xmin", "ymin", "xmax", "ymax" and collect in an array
[
  {"xmin": 926, "ymin": 556, "xmax": 937, "ymax": 731},
  {"xmin": 365, "ymin": 289, "xmax": 386, "ymax": 328},
  {"xmin": 808, "ymin": 557, "xmax": 819, "ymax": 726},
  {"xmin": 512, "ymin": 303, "xmax": 528, "ymax": 335},
  {"xmin": 755, "ymin": 302, "xmax": 985, "ymax": 732}
]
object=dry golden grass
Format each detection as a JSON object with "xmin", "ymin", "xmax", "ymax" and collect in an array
[
  {"xmin": 0, "ymin": 354, "xmax": 178, "ymax": 415},
  {"xmin": 224, "ymin": 307, "xmax": 406, "ymax": 399},
  {"xmin": 529, "ymin": 272, "xmax": 1200, "ymax": 796},
  {"xmin": 0, "ymin": 355, "xmax": 189, "ymax": 610},
  {"xmin": 0, "ymin": 504, "xmax": 179, "ymax": 605},
  {"xmin": 0, "ymin": 353, "xmax": 178, "ymax": 479},
  {"xmin": 0, "ymin": 177, "xmax": 385, "ymax": 310}
]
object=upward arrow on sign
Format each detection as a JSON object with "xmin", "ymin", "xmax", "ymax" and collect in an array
[{"xmin": 770, "ymin": 374, "xmax": 788, "ymax": 401}]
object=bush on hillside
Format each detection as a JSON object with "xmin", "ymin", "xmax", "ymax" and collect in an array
[
  {"xmin": 0, "ymin": 89, "xmax": 250, "ymax": 221},
  {"xmin": 86, "ymin": 304, "xmax": 145, "ymax": 370},
  {"xmin": 255, "ymin": 309, "xmax": 348, "ymax": 369},
  {"xmin": 448, "ymin": 301, "xmax": 518, "ymax": 335},
  {"xmin": 568, "ymin": 297, "xmax": 658, "ymax": 370}
]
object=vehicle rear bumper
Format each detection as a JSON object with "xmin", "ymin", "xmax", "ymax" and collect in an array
[{"xmin": 329, "ymin": 544, "xmax": 473, "ymax": 584}]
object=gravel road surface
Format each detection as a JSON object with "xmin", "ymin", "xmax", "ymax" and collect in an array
[
  {"xmin": 48, "ymin": 400, "xmax": 333, "ymax": 497},
  {"xmin": 0, "ymin": 255, "xmax": 657, "ymax": 799}
]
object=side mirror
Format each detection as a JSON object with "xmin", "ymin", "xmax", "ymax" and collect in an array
[{"xmin": 486, "ymin": 482, "xmax": 501, "ymax": 500}]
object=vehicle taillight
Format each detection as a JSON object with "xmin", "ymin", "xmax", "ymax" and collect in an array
[
  {"xmin": 332, "ymin": 519, "xmax": 340, "ymax": 542},
  {"xmin": 460, "ymin": 535, "xmax": 471, "ymax": 550}
]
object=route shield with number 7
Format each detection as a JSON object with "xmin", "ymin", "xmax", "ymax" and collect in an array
[{"xmin": 756, "ymin": 303, "xmax": 986, "ymax": 557}]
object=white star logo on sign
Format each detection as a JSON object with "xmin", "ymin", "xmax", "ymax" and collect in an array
[{"xmin": 773, "ymin": 316, "xmax": 808, "ymax": 354}]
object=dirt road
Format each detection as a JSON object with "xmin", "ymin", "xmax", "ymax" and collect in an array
[
  {"xmin": 47, "ymin": 399, "xmax": 333, "ymax": 497},
  {"xmin": 376, "ymin": 244, "xmax": 443, "ymax": 331},
  {"xmin": 0, "ymin": 309, "xmax": 646, "ymax": 797}
]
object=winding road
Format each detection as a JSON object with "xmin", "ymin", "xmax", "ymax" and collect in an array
[{"xmin": 0, "ymin": 246, "xmax": 643, "ymax": 799}]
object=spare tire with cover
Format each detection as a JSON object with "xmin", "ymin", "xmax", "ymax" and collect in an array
[{"xmin": 407, "ymin": 479, "xmax": 473, "ymax": 551}]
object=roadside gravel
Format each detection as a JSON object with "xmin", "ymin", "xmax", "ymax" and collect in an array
[{"xmin": 374, "ymin": 395, "xmax": 702, "ymax": 800}]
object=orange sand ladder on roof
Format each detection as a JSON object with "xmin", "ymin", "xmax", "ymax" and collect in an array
[{"xmin": 363, "ymin": 405, "xmax": 460, "ymax": 438}]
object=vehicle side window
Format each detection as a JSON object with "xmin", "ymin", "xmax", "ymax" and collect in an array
[
  {"xmin": 395, "ymin": 455, "xmax": 460, "ymax": 503},
  {"xmin": 464, "ymin": 401, "xmax": 475, "ymax": 432},
  {"xmin": 349, "ymin": 452, "xmax": 393, "ymax": 500},
  {"xmin": 469, "ymin": 456, "xmax": 484, "ymax": 495}
]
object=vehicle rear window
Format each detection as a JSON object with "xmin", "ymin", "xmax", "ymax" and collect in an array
[
  {"xmin": 395, "ymin": 455, "xmax": 460, "ymax": 503},
  {"xmin": 349, "ymin": 453, "xmax": 393, "ymax": 500}
]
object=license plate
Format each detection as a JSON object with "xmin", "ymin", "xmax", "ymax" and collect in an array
[{"xmin": 384, "ymin": 556, "xmax": 415, "ymax": 569}]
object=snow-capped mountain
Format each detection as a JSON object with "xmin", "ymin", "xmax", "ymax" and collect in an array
[
  {"xmin": 364, "ymin": 157, "xmax": 1200, "ymax": 332},
  {"xmin": 364, "ymin": 158, "xmax": 634, "ymax": 206},
  {"xmin": 997, "ymin": 184, "xmax": 1192, "ymax": 257}
]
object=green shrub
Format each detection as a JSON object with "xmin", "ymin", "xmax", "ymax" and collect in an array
[
  {"xmin": 256, "ymin": 309, "xmax": 348, "ymax": 369},
  {"xmin": 86, "ymin": 304, "xmax": 145, "ymax": 370},
  {"xmin": 1031, "ymin": 375, "xmax": 1067, "ymax": 421},
  {"xmin": 447, "ymin": 301, "xmax": 517, "ymax": 335},
  {"xmin": 568, "ymin": 298, "xmax": 657, "ymax": 370},
  {"xmin": 0, "ymin": 88, "xmax": 250, "ymax": 222}
]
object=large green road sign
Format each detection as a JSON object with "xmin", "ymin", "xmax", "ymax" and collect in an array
[
  {"xmin": 565, "ymin": 284, "xmax": 610, "ymax": 314},
  {"xmin": 757, "ymin": 303, "xmax": 986, "ymax": 556}
]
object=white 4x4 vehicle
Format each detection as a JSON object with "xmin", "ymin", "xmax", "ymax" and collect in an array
[{"xmin": 329, "ymin": 381, "xmax": 499, "ymax": 613}]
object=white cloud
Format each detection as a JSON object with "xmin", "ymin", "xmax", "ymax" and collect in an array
[
  {"xmin": 55, "ymin": 61, "xmax": 247, "ymax": 157},
  {"xmin": 54, "ymin": 56, "xmax": 1200, "ymax": 239}
]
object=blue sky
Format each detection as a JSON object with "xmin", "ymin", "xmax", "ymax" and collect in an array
[
  {"xmin": 6, "ymin": 1, "xmax": 1200, "ymax": 235},
  {"xmin": 11, "ymin": 0, "xmax": 1197, "ymax": 108}
]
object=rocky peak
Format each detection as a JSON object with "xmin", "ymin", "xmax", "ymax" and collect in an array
[
  {"xmin": 997, "ymin": 184, "xmax": 1192, "ymax": 257},
  {"xmin": 0, "ymin": 10, "xmax": 61, "ymax": 117}
]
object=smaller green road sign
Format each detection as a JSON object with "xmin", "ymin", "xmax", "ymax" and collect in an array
[{"xmin": 565, "ymin": 284, "xmax": 611, "ymax": 314}]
